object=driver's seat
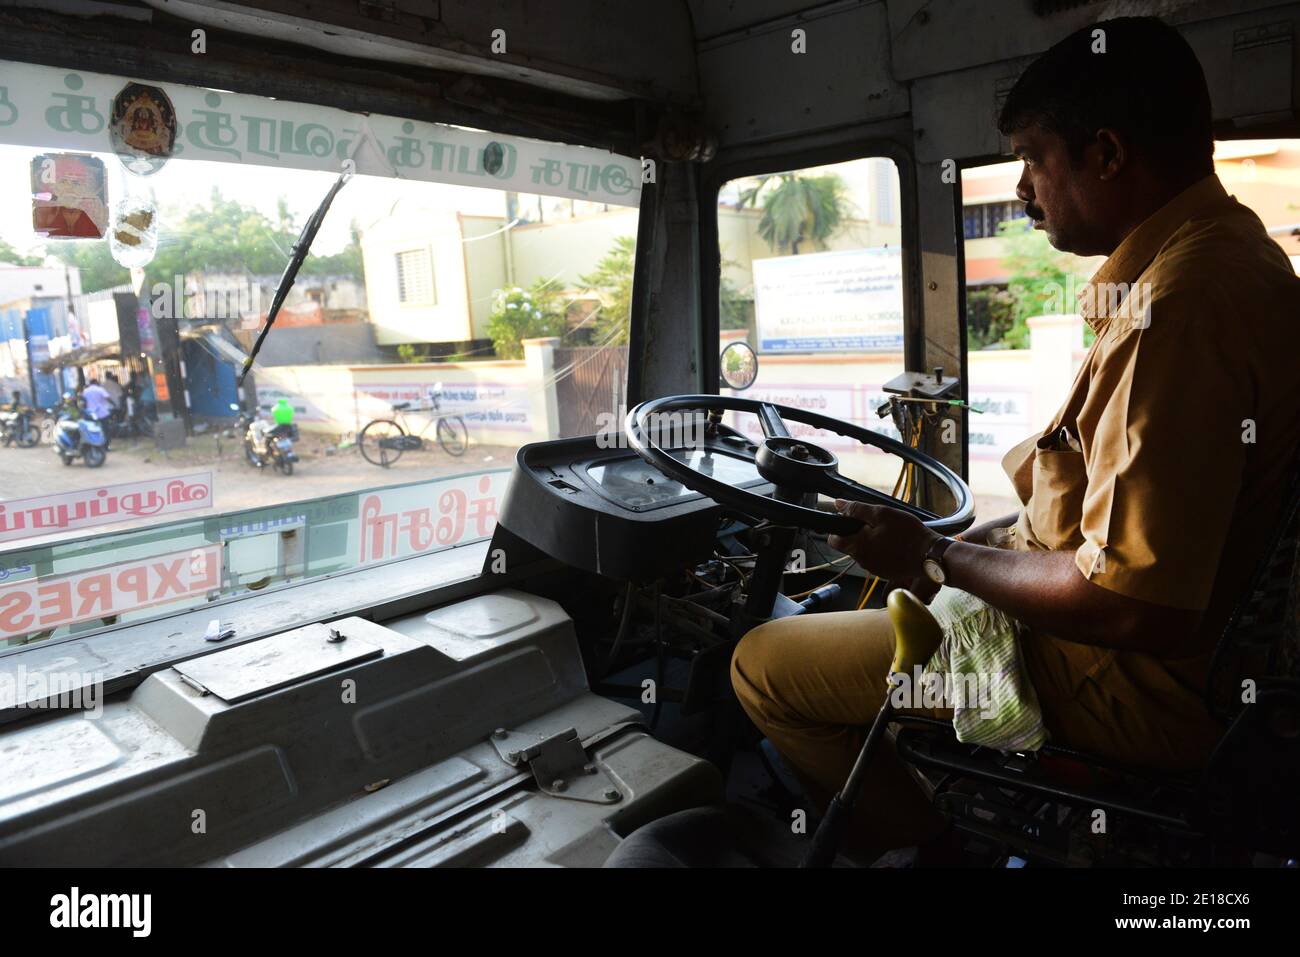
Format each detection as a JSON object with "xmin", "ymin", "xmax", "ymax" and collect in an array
[
  {"xmin": 894, "ymin": 462, "xmax": 1300, "ymax": 864},
  {"xmin": 603, "ymin": 806, "xmax": 757, "ymax": 868}
]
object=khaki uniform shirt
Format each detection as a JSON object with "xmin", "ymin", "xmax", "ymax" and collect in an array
[{"xmin": 999, "ymin": 174, "xmax": 1300, "ymax": 717}]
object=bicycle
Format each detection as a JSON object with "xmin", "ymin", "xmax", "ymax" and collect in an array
[{"xmin": 358, "ymin": 386, "xmax": 469, "ymax": 467}]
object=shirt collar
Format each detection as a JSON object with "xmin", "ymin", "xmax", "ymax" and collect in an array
[{"xmin": 1077, "ymin": 174, "xmax": 1231, "ymax": 331}]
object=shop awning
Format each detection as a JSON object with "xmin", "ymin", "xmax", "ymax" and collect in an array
[
  {"xmin": 38, "ymin": 342, "xmax": 122, "ymax": 373},
  {"xmin": 180, "ymin": 323, "xmax": 251, "ymax": 367}
]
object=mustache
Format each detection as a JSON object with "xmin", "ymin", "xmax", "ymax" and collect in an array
[{"xmin": 1024, "ymin": 203, "xmax": 1045, "ymax": 221}]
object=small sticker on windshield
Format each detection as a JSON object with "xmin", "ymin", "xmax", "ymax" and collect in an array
[
  {"xmin": 110, "ymin": 82, "xmax": 177, "ymax": 175},
  {"xmin": 30, "ymin": 152, "xmax": 108, "ymax": 240}
]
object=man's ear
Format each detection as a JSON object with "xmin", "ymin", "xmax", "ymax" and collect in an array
[{"xmin": 1092, "ymin": 127, "xmax": 1128, "ymax": 181}]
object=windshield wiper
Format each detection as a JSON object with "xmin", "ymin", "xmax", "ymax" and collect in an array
[{"xmin": 238, "ymin": 168, "xmax": 352, "ymax": 386}]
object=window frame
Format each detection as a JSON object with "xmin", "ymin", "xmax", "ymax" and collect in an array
[
  {"xmin": 698, "ymin": 136, "xmax": 923, "ymax": 396},
  {"xmin": 0, "ymin": 155, "xmax": 645, "ymax": 691}
]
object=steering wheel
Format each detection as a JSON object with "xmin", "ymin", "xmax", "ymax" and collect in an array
[{"xmin": 624, "ymin": 394, "xmax": 974, "ymax": 537}]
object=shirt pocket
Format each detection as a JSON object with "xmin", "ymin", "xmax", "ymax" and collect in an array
[{"xmin": 1026, "ymin": 448, "xmax": 1088, "ymax": 550}]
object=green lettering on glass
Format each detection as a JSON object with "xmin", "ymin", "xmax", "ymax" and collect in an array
[
  {"xmin": 565, "ymin": 162, "xmax": 595, "ymax": 195},
  {"xmin": 0, "ymin": 86, "xmax": 16, "ymax": 127},
  {"xmin": 427, "ymin": 140, "xmax": 453, "ymax": 171},
  {"xmin": 530, "ymin": 158, "xmax": 564, "ymax": 189},
  {"xmin": 387, "ymin": 120, "xmax": 425, "ymax": 169},
  {"xmin": 45, "ymin": 74, "xmax": 104, "ymax": 135},
  {"xmin": 602, "ymin": 163, "xmax": 635, "ymax": 197},
  {"xmin": 455, "ymin": 144, "xmax": 484, "ymax": 176},
  {"xmin": 279, "ymin": 120, "xmax": 334, "ymax": 158},
  {"xmin": 242, "ymin": 115, "xmax": 280, "ymax": 159},
  {"xmin": 185, "ymin": 92, "xmax": 240, "ymax": 159}
]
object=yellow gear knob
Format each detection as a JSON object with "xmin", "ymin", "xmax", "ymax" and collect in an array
[{"xmin": 885, "ymin": 588, "xmax": 944, "ymax": 687}]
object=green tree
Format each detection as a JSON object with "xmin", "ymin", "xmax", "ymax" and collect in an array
[
  {"xmin": 965, "ymin": 286, "xmax": 1017, "ymax": 351},
  {"xmin": 49, "ymin": 190, "xmax": 364, "ymax": 297},
  {"xmin": 578, "ymin": 236, "xmax": 635, "ymax": 345},
  {"xmin": 486, "ymin": 278, "xmax": 567, "ymax": 359},
  {"xmin": 718, "ymin": 249, "xmax": 753, "ymax": 333},
  {"xmin": 49, "ymin": 241, "xmax": 129, "ymax": 293},
  {"xmin": 0, "ymin": 238, "xmax": 43, "ymax": 267},
  {"xmin": 997, "ymin": 218, "xmax": 1092, "ymax": 349},
  {"xmin": 577, "ymin": 236, "xmax": 752, "ymax": 343},
  {"xmin": 739, "ymin": 172, "xmax": 850, "ymax": 254}
]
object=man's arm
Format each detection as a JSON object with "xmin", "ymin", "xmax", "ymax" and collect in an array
[
  {"xmin": 943, "ymin": 541, "xmax": 1201, "ymax": 656},
  {"xmin": 827, "ymin": 501, "xmax": 1201, "ymax": 658}
]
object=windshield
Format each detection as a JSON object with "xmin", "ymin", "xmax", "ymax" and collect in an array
[{"xmin": 0, "ymin": 60, "xmax": 640, "ymax": 650}]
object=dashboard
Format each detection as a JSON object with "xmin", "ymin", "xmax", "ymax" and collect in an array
[
  {"xmin": 585, "ymin": 448, "xmax": 764, "ymax": 511},
  {"xmin": 488, "ymin": 434, "xmax": 773, "ymax": 581}
]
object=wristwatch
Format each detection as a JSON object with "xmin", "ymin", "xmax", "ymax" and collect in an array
[{"xmin": 922, "ymin": 535, "xmax": 957, "ymax": 585}]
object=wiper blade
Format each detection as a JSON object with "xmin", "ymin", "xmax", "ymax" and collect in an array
[{"xmin": 238, "ymin": 168, "xmax": 352, "ymax": 386}]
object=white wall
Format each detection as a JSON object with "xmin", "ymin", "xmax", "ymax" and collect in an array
[
  {"xmin": 361, "ymin": 210, "xmax": 473, "ymax": 346},
  {"xmin": 461, "ymin": 215, "xmax": 508, "ymax": 338},
  {"xmin": 253, "ymin": 340, "xmax": 558, "ymax": 450},
  {"xmin": 509, "ymin": 208, "xmax": 640, "ymax": 291},
  {"xmin": 0, "ymin": 265, "xmax": 81, "ymax": 310}
]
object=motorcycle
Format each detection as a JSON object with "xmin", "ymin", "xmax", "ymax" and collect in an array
[
  {"xmin": 54, "ymin": 410, "xmax": 108, "ymax": 468},
  {"xmin": 231, "ymin": 402, "xmax": 298, "ymax": 475},
  {"xmin": 104, "ymin": 394, "xmax": 156, "ymax": 441},
  {"xmin": 0, "ymin": 406, "xmax": 39, "ymax": 448}
]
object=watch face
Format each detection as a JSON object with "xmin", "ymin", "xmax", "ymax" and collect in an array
[{"xmin": 923, "ymin": 558, "xmax": 945, "ymax": 584}]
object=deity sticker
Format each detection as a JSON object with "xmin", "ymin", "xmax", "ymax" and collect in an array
[
  {"xmin": 30, "ymin": 153, "xmax": 108, "ymax": 240},
  {"xmin": 110, "ymin": 82, "xmax": 177, "ymax": 175}
]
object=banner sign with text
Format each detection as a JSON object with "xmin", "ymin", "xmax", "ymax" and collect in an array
[
  {"xmin": 729, "ymin": 384, "xmax": 863, "ymax": 451},
  {"xmin": 967, "ymin": 388, "xmax": 1033, "ymax": 461},
  {"xmin": 0, "ymin": 60, "xmax": 641, "ymax": 207},
  {"xmin": 358, "ymin": 471, "xmax": 509, "ymax": 566},
  {"xmin": 355, "ymin": 382, "xmax": 534, "ymax": 433},
  {"xmin": 0, "ymin": 472, "xmax": 213, "ymax": 544},
  {"xmin": 754, "ymin": 247, "xmax": 905, "ymax": 354},
  {"xmin": 0, "ymin": 544, "xmax": 221, "ymax": 640}
]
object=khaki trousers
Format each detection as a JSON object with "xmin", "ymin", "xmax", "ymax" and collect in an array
[{"xmin": 730, "ymin": 604, "xmax": 1226, "ymax": 861}]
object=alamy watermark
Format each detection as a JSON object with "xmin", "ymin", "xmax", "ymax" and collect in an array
[
  {"xmin": 595, "ymin": 404, "xmax": 710, "ymax": 450},
  {"xmin": 1034, "ymin": 277, "xmax": 1154, "ymax": 330},
  {"xmin": 889, "ymin": 664, "xmax": 997, "ymax": 719},
  {"xmin": 149, "ymin": 273, "xmax": 264, "ymax": 322},
  {"xmin": 0, "ymin": 666, "xmax": 105, "ymax": 718}
]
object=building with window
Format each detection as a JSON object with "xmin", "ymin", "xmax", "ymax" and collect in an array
[{"xmin": 962, "ymin": 140, "xmax": 1300, "ymax": 286}]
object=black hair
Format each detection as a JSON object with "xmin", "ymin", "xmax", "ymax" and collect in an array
[{"xmin": 998, "ymin": 17, "xmax": 1214, "ymax": 179}]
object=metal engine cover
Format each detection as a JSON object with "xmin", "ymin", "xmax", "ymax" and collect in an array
[{"xmin": 0, "ymin": 589, "xmax": 721, "ymax": 866}]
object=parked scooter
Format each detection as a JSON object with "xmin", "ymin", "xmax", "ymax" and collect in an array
[
  {"xmin": 231, "ymin": 400, "xmax": 298, "ymax": 475},
  {"xmin": 53, "ymin": 394, "xmax": 108, "ymax": 468},
  {"xmin": 0, "ymin": 395, "xmax": 39, "ymax": 448}
]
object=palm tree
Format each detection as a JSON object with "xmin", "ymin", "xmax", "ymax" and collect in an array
[{"xmin": 738, "ymin": 172, "xmax": 850, "ymax": 254}]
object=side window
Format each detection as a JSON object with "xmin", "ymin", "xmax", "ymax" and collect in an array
[
  {"xmin": 958, "ymin": 139, "xmax": 1300, "ymax": 519},
  {"xmin": 716, "ymin": 156, "xmax": 910, "ymax": 496}
]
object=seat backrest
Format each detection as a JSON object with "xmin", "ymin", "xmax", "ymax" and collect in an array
[
  {"xmin": 1205, "ymin": 462, "xmax": 1300, "ymax": 722},
  {"xmin": 1194, "ymin": 464, "xmax": 1300, "ymax": 854}
]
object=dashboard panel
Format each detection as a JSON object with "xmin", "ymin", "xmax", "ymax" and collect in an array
[{"xmin": 487, "ymin": 434, "xmax": 771, "ymax": 582}]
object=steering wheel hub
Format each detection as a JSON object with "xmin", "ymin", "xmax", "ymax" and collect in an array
[{"xmin": 756, "ymin": 436, "xmax": 838, "ymax": 485}]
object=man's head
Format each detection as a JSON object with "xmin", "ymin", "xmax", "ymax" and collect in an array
[{"xmin": 998, "ymin": 17, "xmax": 1214, "ymax": 256}]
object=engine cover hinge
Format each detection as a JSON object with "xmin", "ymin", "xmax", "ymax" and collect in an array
[{"xmin": 489, "ymin": 726, "xmax": 623, "ymax": 805}]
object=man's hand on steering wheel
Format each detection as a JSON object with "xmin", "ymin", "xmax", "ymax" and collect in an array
[{"xmin": 827, "ymin": 499, "xmax": 944, "ymax": 600}]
